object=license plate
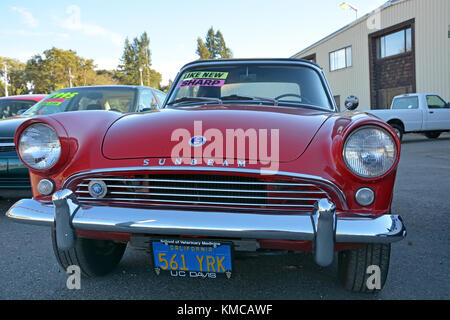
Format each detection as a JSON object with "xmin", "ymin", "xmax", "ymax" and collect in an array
[{"xmin": 152, "ymin": 239, "xmax": 232, "ymax": 278}]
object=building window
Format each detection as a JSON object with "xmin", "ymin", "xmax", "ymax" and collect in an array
[
  {"xmin": 329, "ymin": 46, "xmax": 352, "ymax": 71},
  {"xmin": 376, "ymin": 86, "xmax": 413, "ymax": 110},
  {"xmin": 377, "ymin": 27, "xmax": 412, "ymax": 58}
]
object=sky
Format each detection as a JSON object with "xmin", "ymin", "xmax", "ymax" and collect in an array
[{"xmin": 0, "ymin": 0, "xmax": 388, "ymax": 85}]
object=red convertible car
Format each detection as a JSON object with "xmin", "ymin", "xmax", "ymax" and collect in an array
[{"xmin": 6, "ymin": 59, "xmax": 406, "ymax": 292}]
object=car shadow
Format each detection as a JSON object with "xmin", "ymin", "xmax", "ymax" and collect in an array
[{"xmin": 402, "ymin": 135, "xmax": 450, "ymax": 145}]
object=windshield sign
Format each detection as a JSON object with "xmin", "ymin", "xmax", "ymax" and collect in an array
[{"xmin": 167, "ymin": 64, "xmax": 332, "ymax": 110}]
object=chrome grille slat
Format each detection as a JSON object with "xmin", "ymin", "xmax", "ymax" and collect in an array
[
  {"xmin": 76, "ymin": 197, "xmax": 315, "ymax": 208},
  {"xmin": 76, "ymin": 184, "xmax": 326, "ymax": 194}
]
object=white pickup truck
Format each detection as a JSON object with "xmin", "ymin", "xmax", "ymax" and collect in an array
[{"xmin": 366, "ymin": 93, "xmax": 450, "ymax": 141}]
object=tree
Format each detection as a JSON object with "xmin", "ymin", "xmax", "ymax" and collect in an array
[
  {"xmin": 160, "ymin": 79, "xmax": 173, "ymax": 94},
  {"xmin": 196, "ymin": 27, "xmax": 233, "ymax": 60},
  {"xmin": 24, "ymin": 47, "xmax": 115, "ymax": 93},
  {"xmin": 0, "ymin": 57, "xmax": 28, "ymax": 96},
  {"xmin": 118, "ymin": 32, "xmax": 162, "ymax": 89}
]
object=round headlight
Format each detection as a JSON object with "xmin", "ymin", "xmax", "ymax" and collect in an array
[
  {"xmin": 18, "ymin": 123, "xmax": 61, "ymax": 170},
  {"xmin": 343, "ymin": 126, "xmax": 397, "ymax": 178}
]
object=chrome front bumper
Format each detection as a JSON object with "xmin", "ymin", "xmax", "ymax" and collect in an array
[{"xmin": 6, "ymin": 189, "xmax": 406, "ymax": 267}]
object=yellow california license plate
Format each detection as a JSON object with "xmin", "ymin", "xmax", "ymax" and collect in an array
[{"xmin": 152, "ymin": 239, "xmax": 232, "ymax": 279}]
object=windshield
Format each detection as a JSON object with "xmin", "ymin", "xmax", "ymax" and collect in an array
[
  {"xmin": 23, "ymin": 87, "xmax": 137, "ymax": 116},
  {"xmin": 0, "ymin": 99, "xmax": 38, "ymax": 119},
  {"xmin": 167, "ymin": 64, "xmax": 333, "ymax": 110}
]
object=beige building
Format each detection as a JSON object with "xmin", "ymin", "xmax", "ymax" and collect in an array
[{"xmin": 292, "ymin": 0, "xmax": 450, "ymax": 111}]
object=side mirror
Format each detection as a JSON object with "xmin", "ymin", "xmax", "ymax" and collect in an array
[
  {"xmin": 345, "ymin": 95, "xmax": 359, "ymax": 111},
  {"xmin": 17, "ymin": 109, "xmax": 27, "ymax": 115}
]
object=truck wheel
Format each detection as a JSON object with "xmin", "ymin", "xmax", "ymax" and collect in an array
[
  {"xmin": 390, "ymin": 124, "xmax": 403, "ymax": 142},
  {"xmin": 424, "ymin": 132, "xmax": 441, "ymax": 139},
  {"xmin": 51, "ymin": 229, "xmax": 127, "ymax": 277},
  {"xmin": 338, "ymin": 244, "xmax": 391, "ymax": 293}
]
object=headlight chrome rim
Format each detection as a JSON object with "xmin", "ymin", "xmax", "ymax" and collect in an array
[
  {"xmin": 343, "ymin": 125, "xmax": 397, "ymax": 179},
  {"xmin": 18, "ymin": 123, "xmax": 62, "ymax": 171}
]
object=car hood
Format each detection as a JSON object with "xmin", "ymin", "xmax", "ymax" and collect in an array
[
  {"xmin": 0, "ymin": 116, "xmax": 29, "ymax": 138},
  {"xmin": 102, "ymin": 105, "xmax": 331, "ymax": 162}
]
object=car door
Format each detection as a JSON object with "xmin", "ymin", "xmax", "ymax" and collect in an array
[
  {"xmin": 390, "ymin": 96, "xmax": 423, "ymax": 131},
  {"xmin": 424, "ymin": 95, "xmax": 450, "ymax": 130}
]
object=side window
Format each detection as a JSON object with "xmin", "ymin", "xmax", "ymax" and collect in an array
[
  {"xmin": 0, "ymin": 100, "xmax": 37, "ymax": 118},
  {"xmin": 139, "ymin": 90, "xmax": 158, "ymax": 111},
  {"xmin": 426, "ymin": 95, "xmax": 447, "ymax": 109},
  {"xmin": 153, "ymin": 90, "xmax": 167, "ymax": 107},
  {"xmin": 391, "ymin": 97, "xmax": 418, "ymax": 110}
]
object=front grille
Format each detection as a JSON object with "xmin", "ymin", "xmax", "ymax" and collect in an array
[
  {"xmin": 0, "ymin": 138, "xmax": 15, "ymax": 153},
  {"xmin": 73, "ymin": 174, "xmax": 331, "ymax": 211},
  {"xmin": 0, "ymin": 146, "xmax": 15, "ymax": 153}
]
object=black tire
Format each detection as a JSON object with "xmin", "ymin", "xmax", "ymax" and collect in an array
[
  {"xmin": 390, "ymin": 123, "xmax": 403, "ymax": 142},
  {"xmin": 51, "ymin": 229, "xmax": 127, "ymax": 277},
  {"xmin": 338, "ymin": 244, "xmax": 391, "ymax": 293},
  {"xmin": 424, "ymin": 131, "xmax": 441, "ymax": 139}
]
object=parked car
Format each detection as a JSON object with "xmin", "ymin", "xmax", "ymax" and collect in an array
[
  {"xmin": 0, "ymin": 85, "xmax": 166, "ymax": 191},
  {"xmin": 6, "ymin": 59, "xmax": 406, "ymax": 292},
  {"xmin": 0, "ymin": 94, "xmax": 47, "ymax": 191},
  {"xmin": 365, "ymin": 93, "xmax": 450, "ymax": 141},
  {"xmin": 0, "ymin": 94, "xmax": 47, "ymax": 119}
]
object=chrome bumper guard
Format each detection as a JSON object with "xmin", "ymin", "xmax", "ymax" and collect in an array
[{"xmin": 6, "ymin": 189, "xmax": 406, "ymax": 267}]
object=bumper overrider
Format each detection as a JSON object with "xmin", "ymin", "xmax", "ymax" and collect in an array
[{"xmin": 6, "ymin": 189, "xmax": 406, "ymax": 267}]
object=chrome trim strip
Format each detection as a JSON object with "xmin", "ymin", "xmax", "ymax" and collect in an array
[
  {"xmin": 63, "ymin": 167, "xmax": 348, "ymax": 209},
  {"xmin": 76, "ymin": 197, "xmax": 316, "ymax": 208},
  {"xmin": 0, "ymin": 143, "xmax": 15, "ymax": 147},
  {"xmin": 6, "ymin": 197, "xmax": 406, "ymax": 244},
  {"xmin": 82, "ymin": 177, "xmax": 316, "ymax": 186}
]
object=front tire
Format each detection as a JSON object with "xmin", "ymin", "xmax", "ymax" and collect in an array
[
  {"xmin": 390, "ymin": 124, "xmax": 403, "ymax": 142},
  {"xmin": 51, "ymin": 229, "xmax": 127, "ymax": 277},
  {"xmin": 424, "ymin": 131, "xmax": 441, "ymax": 139},
  {"xmin": 338, "ymin": 244, "xmax": 391, "ymax": 293}
]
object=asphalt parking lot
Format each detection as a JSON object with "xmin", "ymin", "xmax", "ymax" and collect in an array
[{"xmin": 0, "ymin": 133, "xmax": 449, "ymax": 300}]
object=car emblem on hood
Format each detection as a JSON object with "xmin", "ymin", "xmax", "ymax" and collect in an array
[{"xmin": 189, "ymin": 136, "xmax": 207, "ymax": 147}]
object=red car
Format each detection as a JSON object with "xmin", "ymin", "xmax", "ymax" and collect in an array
[
  {"xmin": 0, "ymin": 94, "xmax": 47, "ymax": 119},
  {"xmin": 6, "ymin": 59, "xmax": 406, "ymax": 292}
]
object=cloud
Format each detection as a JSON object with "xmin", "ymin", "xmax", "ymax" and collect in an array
[
  {"xmin": 11, "ymin": 7, "xmax": 39, "ymax": 28},
  {"xmin": 0, "ymin": 30, "xmax": 69, "ymax": 39},
  {"xmin": 0, "ymin": 29, "xmax": 69, "ymax": 39},
  {"xmin": 56, "ymin": 5, "xmax": 124, "ymax": 47},
  {"xmin": 94, "ymin": 58, "xmax": 120, "ymax": 70}
]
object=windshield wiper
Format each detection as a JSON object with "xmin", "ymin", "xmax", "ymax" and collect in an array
[
  {"xmin": 166, "ymin": 96, "xmax": 222, "ymax": 106},
  {"xmin": 221, "ymin": 94, "xmax": 278, "ymax": 106}
]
